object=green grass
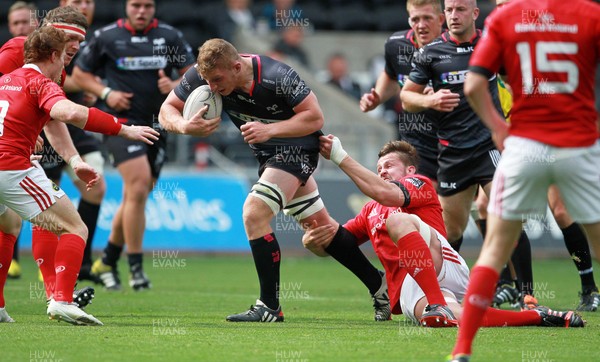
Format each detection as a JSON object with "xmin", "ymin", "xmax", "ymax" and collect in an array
[{"xmin": 2, "ymin": 255, "xmax": 599, "ymax": 361}]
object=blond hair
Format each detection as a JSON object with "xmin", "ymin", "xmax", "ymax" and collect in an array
[
  {"xmin": 407, "ymin": 0, "xmax": 443, "ymax": 13},
  {"xmin": 197, "ymin": 38, "xmax": 241, "ymax": 76}
]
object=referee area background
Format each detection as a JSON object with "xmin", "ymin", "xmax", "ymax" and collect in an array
[{"xmin": 1, "ymin": 0, "xmax": 599, "ymax": 258}]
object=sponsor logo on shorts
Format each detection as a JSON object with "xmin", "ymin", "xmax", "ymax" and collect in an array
[
  {"xmin": 440, "ymin": 182, "xmax": 457, "ymax": 189},
  {"xmin": 127, "ymin": 145, "xmax": 143, "ymax": 153},
  {"xmin": 51, "ymin": 182, "xmax": 59, "ymax": 192}
]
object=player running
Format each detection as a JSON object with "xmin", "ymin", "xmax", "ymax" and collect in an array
[
  {"xmin": 0, "ymin": 26, "xmax": 158, "ymax": 324},
  {"xmin": 450, "ymin": 0, "xmax": 600, "ymax": 360},
  {"xmin": 159, "ymin": 38, "xmax": 392, "ymax": 322}
]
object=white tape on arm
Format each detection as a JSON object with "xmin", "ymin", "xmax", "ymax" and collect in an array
[{"xmin": 330, "ymin": 136, "xmax": 348, "ymax": 166}]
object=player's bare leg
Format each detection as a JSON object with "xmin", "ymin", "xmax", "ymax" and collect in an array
[
  {"xmin": 439, "ymin": 184, "xmax": 478, "ymax": 251},
  {"xmin": 117, "ymin": 155, "xmax": 153, "ymax": 290}
]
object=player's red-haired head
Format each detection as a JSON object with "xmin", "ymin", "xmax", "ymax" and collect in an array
[{"xmin": 23, "ymin": 26, "xmax": 69, "ymax": 64}]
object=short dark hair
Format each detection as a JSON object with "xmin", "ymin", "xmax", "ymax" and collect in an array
[
  {"xmin": 377, "ymin": 140, "xmax": 420, "ymax": 170},
  {"xmin": 24, "ymin": 26, "xmax": 69, "ymax": 64}
]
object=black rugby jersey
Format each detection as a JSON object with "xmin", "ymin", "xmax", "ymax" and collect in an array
[
  {"xmin": 175, "ymin": 55, "xmax": 321, "ymax": 153},
  {"xmin": 76, "ymin": 18, "xmax": 194, "ymax": 123},
  {"xmin": 409, "ymin": 30, "xmax": 502, "ymax": 149},
  {"xmin": 384, "ymin": 29, "xmax": 438, "ymax": 154}
]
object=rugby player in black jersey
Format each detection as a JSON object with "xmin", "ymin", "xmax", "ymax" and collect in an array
[{"xmin": 159, "ymin": 38, "xmax": 392, "ymax": 322}]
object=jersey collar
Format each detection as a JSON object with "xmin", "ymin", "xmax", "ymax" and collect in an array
[
  {"xmin": 23, "ymin": 64, "xmax": 43, "ymax": 74},
  {"xmin": 407, "ymin": 29, "xmax": 419, "ymax": 48},
  {"xmin": 240, "ymin": 54, "xmax": 261, "ymax": 97},
  {"xmin": 118, "ymin": 18, "xmax": 158, "ymax": 35},
  {"xmin": 441, "ymin": 29, "xmax": 481, "ymax": 45}
]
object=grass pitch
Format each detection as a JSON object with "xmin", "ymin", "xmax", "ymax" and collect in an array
[{"xmin": 1, "ymin": 254, "xmax": 598, "ymax": 361}]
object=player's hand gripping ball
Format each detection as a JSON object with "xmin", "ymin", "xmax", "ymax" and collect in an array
[{"xmin": 182, "ymin": 85, "xmax": 223, "ymax": 120}]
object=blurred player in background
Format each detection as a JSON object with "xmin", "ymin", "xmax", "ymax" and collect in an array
[
  {"xmin": 73, "ymin": 0, "xmax": 194, "ymax": 291},
  {"xmin": 451, "ymin": 0, "xmax": 600, "ymax": 360},
  {"xmin": 7, "ymin": 1, "xmax": 38, "ymax": 38},
  {"xmin": 360, "ymin": 0, "xmax": 444, "ymax": 187},
  {"xmin": 159, "ymin": 38, "xmax": 392, "ymax": 322},
  {"xmin": 0, "ymin": 26, "xmax": 158, "ymax": 324},
  {"xmin": 305, "ymin": 136, "xmax": 583, "ymax": 329}
]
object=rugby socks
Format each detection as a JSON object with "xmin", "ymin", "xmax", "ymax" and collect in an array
[
  {"xmin": 78, "ymin": 199, "xmax": 100, "ymax": 267},
  {"xmin": 453, "ymin": 265, "xmax": 498, "ymax": 357},
  {"xmin": 325, "ymin": 225, "xmax": 382, "ymax": 295},
  {"xmin": 128, "ymin": 253, "xmax": 143, "ymax": 273},
  {"xmin": 449, "ymin": 235, "xmax": 463, "ymax": 253},
  {"xmin": 397, "ymin": 231, "xmax": 446, "ymax": 306},
  {"xmin": 513, "ymin": 231, "xmax": 534, "ymax": 296},
  {"xmin": 561, "ymin": 223, "xmax": 597, "ymax": 291},
  {"xmin": 249, "ymin": 233, "xmax": 281, "ymax": 310},
  {"xmin": 101, "ymin": 242, "xmax": 123, "ymax": 268},
  {"xmin": 0, "ymin": 232, "xmax": 17, "ymax": 308},
  {"xmin": 53, "ymin": 234, "xmax": 85, "ymax": 303},
  {"xmin": 32, "ymin": 226, "xmax": 59, "ymax": 299},
  {"xmin": 481, "ymin": 307, "xmax": 541, "ymax": 327}
]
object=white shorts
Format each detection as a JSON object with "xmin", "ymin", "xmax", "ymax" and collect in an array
[
  {"xmin": 400, "ymin": 232, "xmax": 470, "ymax": 324},
  {"xmin": 0, "ymin": 164, "xmax": 65, "ymax": 221},
  {"xmin": 488, "ymin": 137, "xmax": 600, "ymax": 223}
]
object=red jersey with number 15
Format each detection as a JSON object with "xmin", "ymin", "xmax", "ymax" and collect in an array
[
  {"xmin": 344, "ymin": 174, "xmax": 445, "ymax": 314},
  {"xmin": 0, "ymin": 65, "xmax": 67, "ymax": 170},
  {"xmin": 469, "ymin": 0, "xmax": 600, "ymax": 147}
]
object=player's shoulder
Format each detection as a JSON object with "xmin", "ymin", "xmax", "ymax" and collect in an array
[
  {"xmin": 156, "ymin": 21, "xmax": 186, "ymax": 37},
  {"xmin": 386, "ymin": 29, "xmax": 412, "ymax": 46},
  {"xmin": 399, "ymin": 174, "xmax": 432, "ymax": 189},
  {"xmin": 92, "ymin": 21, "xmax": 120, "ymax": 38},
  {"xmin": 1, "ymin": 36, "xmax": 26, "ymax": 50},
  {"xmin": 421, "ymin": 34, "xmax": 445, "ymax": 52}
]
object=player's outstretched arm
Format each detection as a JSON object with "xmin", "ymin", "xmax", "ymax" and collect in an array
[
  {"xmin": 320, "ymin": 134, "xmax": 406, "ymax": 207},
  {"xmin": 158, "ymin": 90, "xmax": 221, "ymax": 137},
  {"xmin": 49, "ymin": 99, "xmax": 159, "ymax": 145},
  {"xmin": 464, "ymin": 72, "xmax": 508, "ymax": 151}
]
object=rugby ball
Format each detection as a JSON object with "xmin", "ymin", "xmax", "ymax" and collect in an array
[{"xmin": 182, "ymin": 85, "xmax": 222, "ymax": 120}]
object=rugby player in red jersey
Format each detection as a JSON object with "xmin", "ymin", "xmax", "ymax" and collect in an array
[
  {"xmin": 0, "ymin": 26, "xmax": 158, "ymax": 324},
  {"xmin": 304, "ymin": 136, "xmax": 582, "ymax": 331},
  {"xmin": 451, "ymin": 0, "xmax": 600, "ymax": 359}
]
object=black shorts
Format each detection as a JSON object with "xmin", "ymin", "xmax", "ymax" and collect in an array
[
  {"xmin": 436, "ymin": 142, "xmax": 500, "ymax": 197},
  {"xmin": 39, "ymin": 125, "xmax": 102, "ymax": 181},
  {"xmin": 105, "ymin": 119, "xmax": 167, "ymax": 179},
  {"xmin": 255, "ymin": 147, "xmax": 319, "ymax": 185}
]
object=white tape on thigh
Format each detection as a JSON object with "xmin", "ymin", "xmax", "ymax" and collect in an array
[
  {"xmin": 410, "ymin": 214, "xmax": 431, "ymax": 247},
  {"xmin": 283, "ymin": 189, "xmax": 324, "ymax": 221},
  {"xmin": 249, "ymin": 180, "xmax": 287, "ymax": 215}
]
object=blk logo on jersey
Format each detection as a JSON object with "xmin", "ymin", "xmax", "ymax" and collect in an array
[
  {"xmin": 440, "ymin": 182, "xmax": 457, "ymax": 189},
  {"xmin": 440, "ymin": 70, "xmax": 468, "ymax": 84},
  {"xmin": 456, "ymin": 46, "xmax": 474, "ymax": 53}
]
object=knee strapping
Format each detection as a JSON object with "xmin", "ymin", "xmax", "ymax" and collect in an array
[
  {"xmin": 283, "ymin": 189, "xmax": 324, "ymax": 221},
  {"xmin": 249, "ymin": 180, "xmax": 287, "ymax": 215}
]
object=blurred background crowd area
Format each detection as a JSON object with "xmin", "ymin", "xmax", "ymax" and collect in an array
[{"xmin": 0, "ymin": 0, "xmax": 596, "ymax": 174}]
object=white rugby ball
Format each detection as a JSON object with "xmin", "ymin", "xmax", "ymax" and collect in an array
[{"xmin": 182, "ymin": 85, "xmax": 222, "ymax": 120}]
